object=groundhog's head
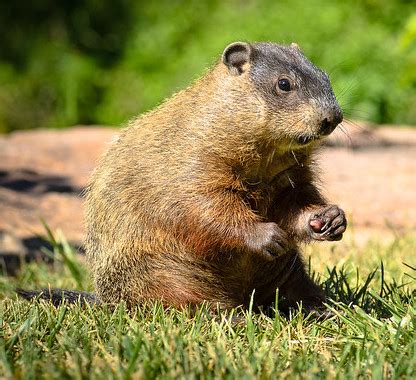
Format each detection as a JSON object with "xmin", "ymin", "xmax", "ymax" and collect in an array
[{"xmin": 222, "ymin": 41, "xmax": 343, "ymax": 148}]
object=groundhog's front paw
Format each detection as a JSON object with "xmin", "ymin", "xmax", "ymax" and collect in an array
[
  {"xmin": 246, "ymin": 222, "xmax": 289, "ymax": 260},
  {"xmin": 309, "ymin": 205, "xmax": 347, "ymax": 241}
]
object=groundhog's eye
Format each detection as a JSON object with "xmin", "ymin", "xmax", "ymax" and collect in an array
[{"xmin": 277, "ymin": 78, "xmax": 292, "ymax": 92}]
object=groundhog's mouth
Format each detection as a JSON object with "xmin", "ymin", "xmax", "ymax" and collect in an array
[{"xmin": 296, "ymin": 134, "xmax": 321, "ymax": 146}]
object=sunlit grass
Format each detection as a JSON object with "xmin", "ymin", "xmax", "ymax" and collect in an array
[{"xmin": 1, "ymin": 230, "xmax": 415, "ymax": 379}]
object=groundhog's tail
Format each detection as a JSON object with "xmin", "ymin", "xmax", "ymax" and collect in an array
[{"xmin": 16, "ymin": 288, "xmax": 98, "ymax": 307}]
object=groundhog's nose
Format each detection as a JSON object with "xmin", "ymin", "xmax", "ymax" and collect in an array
[{"xmin": 319, "ymin": 110, "xmax": 343, "ymax": 136}]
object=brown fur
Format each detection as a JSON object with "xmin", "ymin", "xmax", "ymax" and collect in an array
[{"xmin": 84, "ymin": 41, "xmax": 347, "ymax": 312}]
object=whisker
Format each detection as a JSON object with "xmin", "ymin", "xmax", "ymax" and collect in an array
[
  {"xmin": 343, "ymin": 118, "xmax": 368, "ymax": 132},
  {"xmin": 337, "ymin": 123, "xmax": 353, "ymax": 146}
]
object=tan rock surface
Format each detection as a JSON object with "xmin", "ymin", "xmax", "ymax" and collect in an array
[{"xmin": 0, "ymin": 127, "xmax": 117, "ymax": 250}]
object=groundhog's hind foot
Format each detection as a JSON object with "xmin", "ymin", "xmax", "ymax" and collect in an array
[
  {"xmin": 285, "ymin": 306, "xmax": 335, "ymax": 321},
  {"xmin": 301, "ymin": 304, "xmax": 337, "ymax": 320}
]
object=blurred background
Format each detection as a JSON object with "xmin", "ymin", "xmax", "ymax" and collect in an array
[{"xmin": 1, "ymin": 0, "xmax": 415, "ymax": 134}]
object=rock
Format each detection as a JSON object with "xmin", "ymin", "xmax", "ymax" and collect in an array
[
  {"xmin": 325, "ymin": 120, "xmax": 416, "ymax": 149},
  {"xmin": 0, "ymin": 126, "xmax": 117, "ymax": 248},
  {"xmin": 0, "ymin": 230, "xmax": 27, "ymax": 275}
]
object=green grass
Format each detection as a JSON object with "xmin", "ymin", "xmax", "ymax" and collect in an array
[{"xmin": 0, "ymin": 231, "xmax": 415, "ymax": 379}]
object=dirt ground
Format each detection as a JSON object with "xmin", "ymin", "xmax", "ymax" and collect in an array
[{"xmin": 0, "ymin": 121, "xmax": 415, "ymax": 265}]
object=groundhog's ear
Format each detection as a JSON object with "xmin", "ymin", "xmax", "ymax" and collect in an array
[
  {"xmin": 222, "ymin": 42, "xmax": 252, "ymax": 75},
  {"xmin": 290, "ymin": 42, "xmax": 302, "ymax": 52}
]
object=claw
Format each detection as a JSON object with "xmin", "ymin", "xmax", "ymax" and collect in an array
[{"xmin": 309, "ymin": 205, "xmax": 347, "ymax": 242}]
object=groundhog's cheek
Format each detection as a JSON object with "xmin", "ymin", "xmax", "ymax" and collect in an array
[{"xmin": 270, "ymin": 107, "xmax": 314, "ymax": 138}]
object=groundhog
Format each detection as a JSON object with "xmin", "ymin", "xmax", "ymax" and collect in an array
[{"xmin": 19, "ymin": 41, "xmax": 346, "ymax": 315}]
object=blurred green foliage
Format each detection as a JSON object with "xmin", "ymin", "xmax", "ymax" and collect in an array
[{"xmin": 0, "ymin": 0, "xmax": 415, "ymax": 133}]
